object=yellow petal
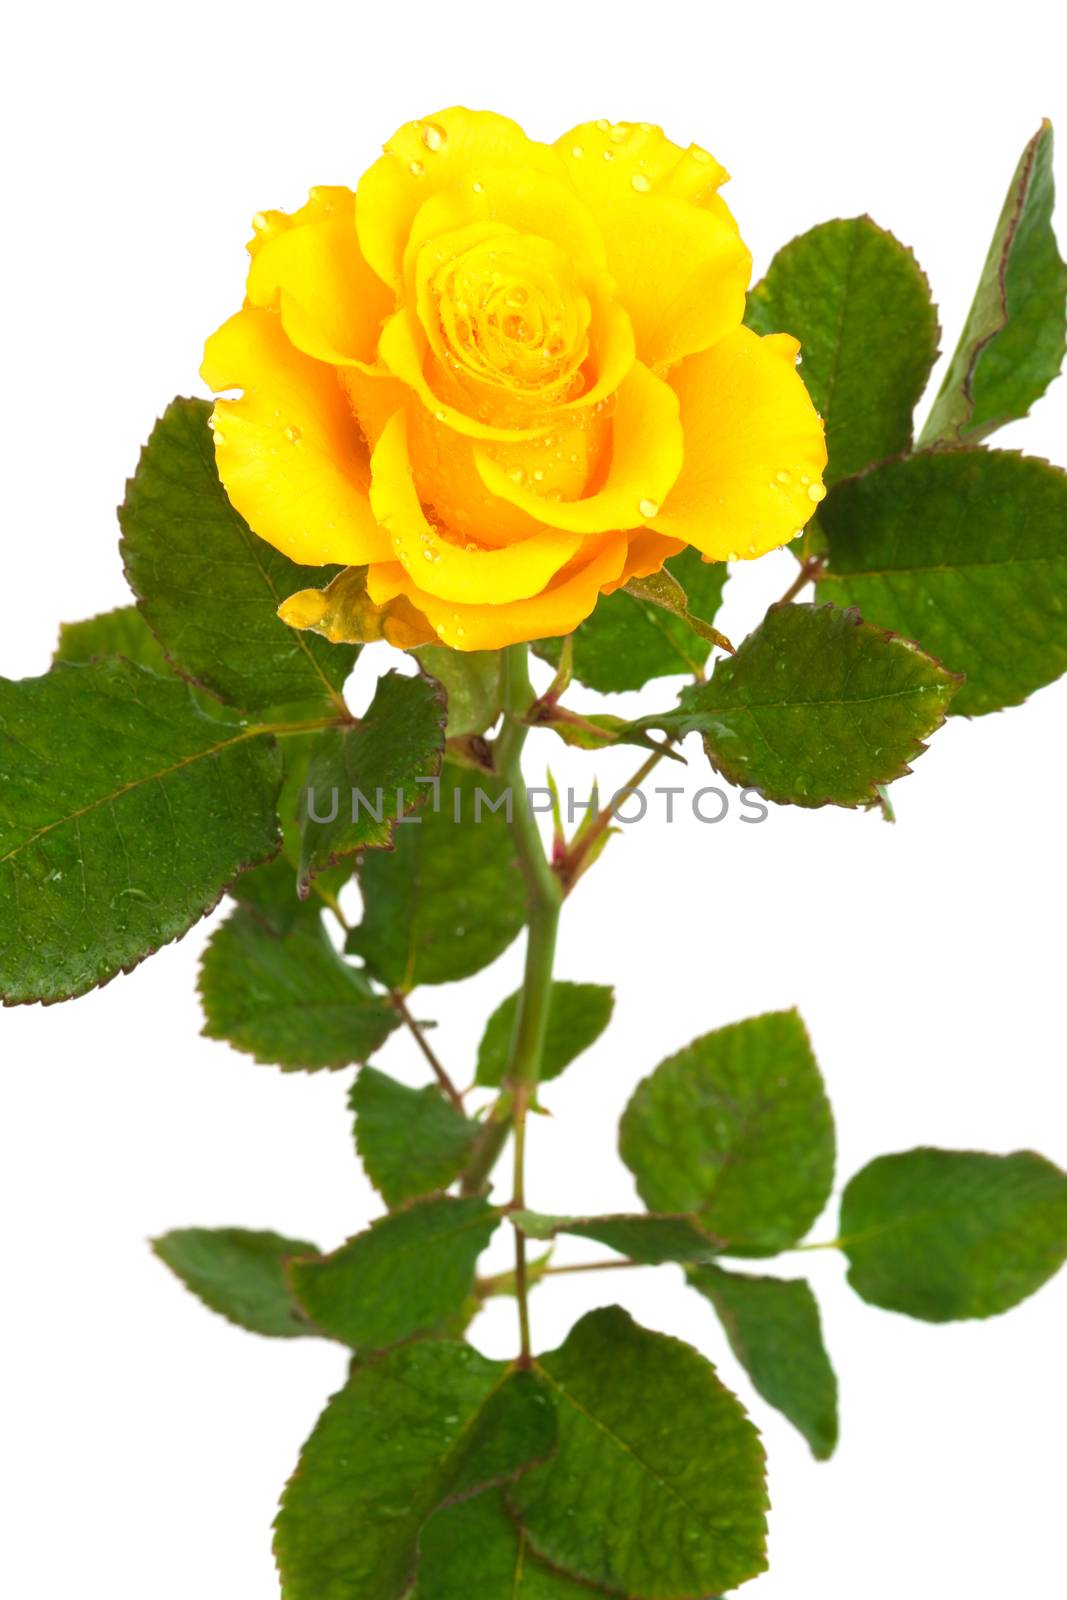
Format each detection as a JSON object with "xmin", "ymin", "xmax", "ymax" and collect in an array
[
  {"xmin": 357, "ymin": 108, "xmax": 566, "ymax": 289},
  {"xmin": 401, "ymin": 163, "xmax": 606, "ymax": 287},
  {"xmin": 200, "ymin": 307, "xmax": 392, "ymax": 566},
  {"xmin": 475, "ymin": 361, "xmax": 683, "ymax": 533},
  {"xmin": 655, "ymin": 325, "xmax": 827, "ymax": 559},
  {"xmin": 555, "ymin": 120, "xmax": 729, "ymax": 213},
  {"xmin": 246, "ymin": 185, "xmax": 353, "ymax": 258},
  {"xmin": 378, "ymin": 310, "xmax": 554, "ymax": 442},
  {"xmin": 597, "ymin": 195, "xmax": 751, "ymax": 369},
  {"xmin": 369, "ymin": 411, "xmax": 584, "ymax": 603},
  {"xmin": 366, "ymin": 532, "xmax": 628, "ymax": 651},
  {"xmin": 246, "ymin": 206, "xmax": 394, "ymax": 367},
  {"xmin": 601, "ymin": 529, "xmax": 687, "ymax": 594}
]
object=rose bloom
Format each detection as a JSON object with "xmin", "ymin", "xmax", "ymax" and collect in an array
[{"xmin": 202, "ymin": 109, "xmax": 826, "ymax": 652}]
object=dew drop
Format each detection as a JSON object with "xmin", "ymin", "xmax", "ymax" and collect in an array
[
  {"xmin": 252, "ymin": 212, "xmax": 269, "ymax": 234},
  {"xmin": 422, "ymin": 122, "xmax": 446, "ymax": 152},
  {"xmin": 283, "ymin": 425, "xmax": 302, "ymax": 444},
  {"xmin": 596, "ymin": 118, "xmax": 610, "ymax": 132},
  {"xmin": 610, "ymin": 123, "xmax": 629, "ymax": 143},
  {"xmin": 726, "ymin": 549, "xmax": 740, "ymax": 562},
  {"xmin": 472, "ymin": 179, "xmax": 484, "ymax": 193},
  {"xmin": 571, "ymin": 144, "xmax": 585, "ymax": 159},
  {"xmin": 508, "ymin": 467, "xmax": 526, "ymax": 484},
  {"xmin": 638, "ymin": 498, "xmax": 660, "ymax": 518},
  {"xmin": 807, "ymin": 481, "xmax": 827, "ymax": 503},
  {"xmin": 434, "ymin": 409, "xmax": 447, "ymax": 422},
  {"xmin": 408, "ymin": 159, "xmax": 425, "ymax": 177},
  {"xmin": 692, "ymin": 146, "xmax": 713, "ymax": 164},
  {"xmin": 631, "ymin": 173, "xmax": 651, "ymax": 192},
  {"xmin": 776, "ymin": 469, "xmax": 791, "ymax": 484}
]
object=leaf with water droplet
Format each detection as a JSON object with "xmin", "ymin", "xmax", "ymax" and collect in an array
[
  {"xmin": 276, "ymin": 1345, "xmax": 555, "ymax": 1600},
  {"xmin": 637, "ymin": 602, "xmax": 960, "ymax": 807},
  {"xmin": 818, "ymin": 451, "xmax": 1067, "ymax": 716},
  {"xmin": 620, "ymin": 1010, "xmax": 835, "ymax": 1256},
  {"xmin": 119, "ymin": 397, "xmax": 358, "ymax": 712},
  {"xmin": 509, "ymin": 1307, "xmax": 767, "ymax": 1598}
]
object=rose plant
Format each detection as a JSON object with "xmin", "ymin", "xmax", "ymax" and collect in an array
[{"xmin": 2, "ymin": 109, "xmax": 1067, "ymax": 1595}]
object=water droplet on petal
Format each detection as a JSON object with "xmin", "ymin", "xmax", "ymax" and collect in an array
[
  {"xmin": 610, "ymin": 123, "xmax": 629, "ymax": 143},
  {"xmin": 408, "ymin": 159, "xmax": 425, "ymax": 177},
  {"xmin": 508, "ymin": 467, "xmax": 526, "ymax": 484},
  {"xmin": 571, "ymin": 144, "xmax": 585, "ymax": 159},
  {"xmin": 284, "ymin": 425, "xmax": 302, "ymax": 444},
  {"xmin": 631, "ymin": 173, "xmax": 651, "ymax": 192},
  {"xmin": 252, "ymin": 212, "xmax": 269, "ymax": 234},
  {"xmin": 692, "ymin": 146, "xmax": 713, "ymax": 164},
  {"xmin": 638, "ymin": 498, "xmax": 660, "ymax": 519},
  {"xmin": 602, "ymin": 150, "xmax": 614, "ymax": 162},
  {"xmin": 776, "ymin": 469, "xmax": 791, "ymax": 484},
  {"xmin": 808, "ymin": 481, "xmax": 827, "ymax": 503},
  {"xmin": 596, "ymin": 118, "xmax": 610, "ymax": 132},
  {"xmin": 726, "ymin": 548, "xmax": 740, "ymax": 561},
  {"xmin": 422, "ymin": 122, "xmax": 446, "ymax": 152}
]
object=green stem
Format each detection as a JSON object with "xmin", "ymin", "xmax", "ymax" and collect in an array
[{"xmin": 458, "ymin": 644, "xmax": 562, "ymax": 1362}]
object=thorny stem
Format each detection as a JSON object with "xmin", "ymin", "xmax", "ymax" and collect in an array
[
  {"xmin": 459, "ymin": 644, "xmax": 562, "ymax": 1362},
  {"xmin": 559, "ymin": 746, "xmax": 667, "ymax": 892}
]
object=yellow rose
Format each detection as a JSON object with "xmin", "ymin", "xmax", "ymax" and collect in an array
[{"xmin": 202, "ymin": 108, "xmax": 826, "ymax": 652}]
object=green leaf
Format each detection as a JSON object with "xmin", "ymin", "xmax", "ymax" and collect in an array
[
  {"xmin": 351, "ymin": 1066, "xmax": 480, "ymax": 1207},
  {"xmin": 642, "ymin": 602, "xmax": 960, "ymax": 808},
  {"xmin": 687, "ymin": 1264, "xmax": 838, "ymax": 1459},
  {"xmin": 416, "ymin": 646, "xmax": 502, "ymax": 737},
  {"xmin": 513, "ymin": 1210, "xmax": 724, "ymax": 1263},
  {"xmin": 297, "ymin": 670, "xmax": 446, "ymax": 892},
  {"xmin": 236, "ymin": 730, "xmax": 353, "ymax": 928},
  {"xmin": 119, "ymin": 397, "xmax": 357, "ymax": 713},
  {"xmin": 54, "ymin": 604, "xmax": 171, "ymax": 673},
  {"xmin": 199, "ymin": 905, "xmax": 399, "ymax": 1070},
  {"xmin": 839, "ymin": 1148, "xmax": 1067, "ymax": 1321},
  {"xmin": 151, "ymin": 1227, "xmax": 321, "ymax": 1338},
  {"xmin": 535, "ymin": 547, "xmax": 729, "ymax": 693},
  {"xmin": 288, "ymin": 1195, "xmax": 499, "ymax": 1349},
  {"xmin": 0, "ymin": 659, "xmax": 282, "ymax": 1005},
  {"xmin": 921, "ymin": 122, "xmax": 1067, "ymax": 446},
  {"xmin": 818, "ymin": 450, "xmax": 1067, "ymax": 716},
  {"xmin": 275, "ymin": 1346, "xmax": 555, "ymax": 1600},
  {"xmin": 512, "ymin": 1307, "xmax": 767, "ymax": 1598},
  {"xmin": 229, "ymin": 853, "xmax": 315, "ymax": 936},
  {"xmin": 416, "ymin": 1491, "xmax": 592, "ymax": 1599},
  {"xmin": 475, "ymin": 981, "xmax": 614, "ymax": 1088},
  {"xmin": 347, "ymin": 762, "xmax": 526, "ymax": 991},
  {"xmin": 619, "ymin": 1010, "xmax": 834, "ymax": 1255},
  {"xmin": 746, "ymin": 216, "xmax": 939, "ymax": 484}
]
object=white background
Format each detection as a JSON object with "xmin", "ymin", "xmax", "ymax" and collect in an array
[{"xmin": 2, "ymin": 1, "xmax": 1065, "ymax": 1594}]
